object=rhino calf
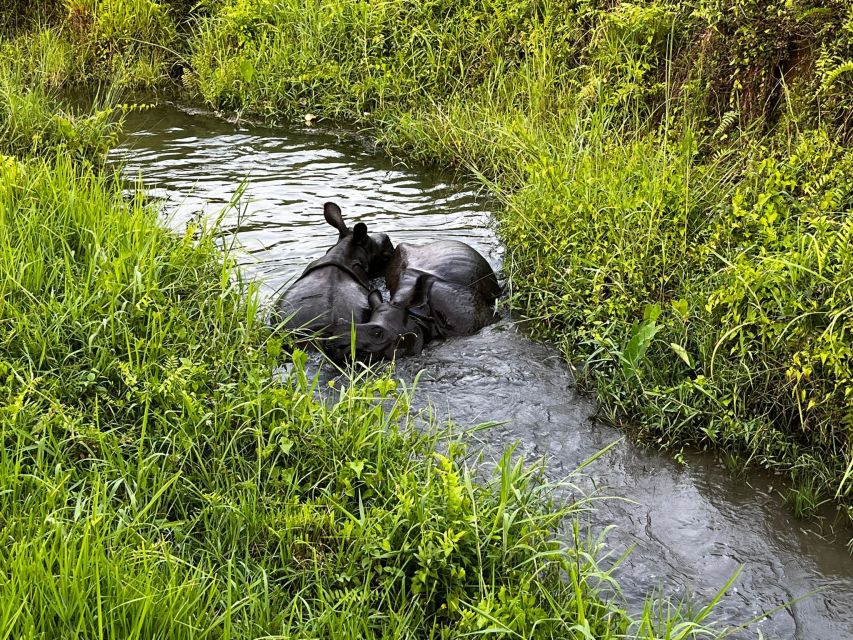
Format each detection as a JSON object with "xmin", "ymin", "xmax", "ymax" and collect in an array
[{"xmin": 274, "ymin": 202, "xmax": 394, "ymax": 360}]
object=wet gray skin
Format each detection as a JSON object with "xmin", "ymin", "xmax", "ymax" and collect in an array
[
  {"xmin": 338, "ymin": 240, "xmax": 503, "ymax": 359},
  {"xmin": 110, "ymin": 104, "xmax": 853, "ymax": 640},
  {"xmin": 274, "ymin": 202, "xmax": 395, "ymax": 359}
]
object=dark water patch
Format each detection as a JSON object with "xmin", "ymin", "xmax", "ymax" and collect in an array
[{"xmin": 110, "ymin": 103, "xmax": 853, "ymax": 640}]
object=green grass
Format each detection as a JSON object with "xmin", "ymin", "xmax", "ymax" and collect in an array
[
  {"xmin": 0, "ymin": 31, "xmax": 735, "ymax": 638},
  {"xmin": 3, "ymin": 0, "xmax": 853, "ymax": 633},
  {"xmin": 0, "ymin": 33, "xmax": 125, "ymax": 162}
]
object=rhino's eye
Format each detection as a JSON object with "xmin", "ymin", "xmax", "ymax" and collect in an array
[{"xmin": 369, "ymin": 326, "xmax": 384, "ymax": 339}]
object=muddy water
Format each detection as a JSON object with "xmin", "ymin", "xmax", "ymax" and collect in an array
[{"xmin": 110, "ymin": 104, "xmax": 853, "ymax": 639}]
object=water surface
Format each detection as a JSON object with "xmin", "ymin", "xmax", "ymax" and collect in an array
[{"xmin": 110, "ymin": 104, "xmax": 853, "ymax": 640}]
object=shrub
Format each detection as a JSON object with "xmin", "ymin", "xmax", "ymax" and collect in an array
[
  {"xmin": 61, "ymin": 0, "xmax": 178, "ymax": 87},
  {"xmin": 0, "ymin": 65, "xmax": 124, "ymax": 162}
]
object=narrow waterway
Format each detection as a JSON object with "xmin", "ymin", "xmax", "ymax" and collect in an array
[{"xmin": 110, "ymin": 104, "xmax": 853, "ymax": 640}]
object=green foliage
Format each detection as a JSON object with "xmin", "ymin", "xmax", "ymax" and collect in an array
[
  {"xmin": 189, "ymin": 0, "xmax": 585, "ymax": 117},
  {"xmin": 706, "ymin": 132, "xmax": 853, "ymax": 461},
  {"xmin": 94, "ymin": 0, "xmax": 176, "ymax": 44},
  {"xmin": 576, "ymin": 2, "xmax": 679, "ymax": 109},
  {"xmin": 0, "ymin": 1, "xmax": 65, "ymax": 33},
  {"xmin": 186, "ymin": 0, "xmax": 853, "ymax": 136},
  {"xmin": 61, "ymin": 0, "xmax": 179, "ymax": 87},
  {"xmin": 0, "ymin": 51, "xmax": 124, "ymax": 162},
  {"xmin": 1, "ymin": 0, "xmax": 186, "ymax": 89},
  {"xmin": 1, "ymin": 28, "xmax": 85, "ymax": 89}
]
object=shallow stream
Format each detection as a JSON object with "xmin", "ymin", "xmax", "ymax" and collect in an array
[{"xmin": 110, "ymin": 104, "xmax": 853, "ymax": 640}]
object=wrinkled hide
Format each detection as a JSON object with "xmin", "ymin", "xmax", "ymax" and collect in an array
[{"xmin": 344, "ymin": 240, "xmax": 500, "ymax": 360}]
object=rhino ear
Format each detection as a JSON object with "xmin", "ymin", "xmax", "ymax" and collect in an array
[
  {"xmin": 410, "ymin": 274, "xmax": 430, "ymax": 309},
  {"xmin": 324, "ymin": 202, "xmax": 347, "ymax": 236},
  {"xmin": 394, "ymin": 274, "xmax": 430, "ymax": 309},
  {"xmin": 352, "ymin": 222, "xmax": 368, "ymax": 244},
  {"xmin": 368, "ymin": 290, "xmax": 382, "ymax": 310}
]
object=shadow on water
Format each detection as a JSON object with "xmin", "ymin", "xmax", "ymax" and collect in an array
[{"xmin": 110, "ymin": 103, "xmax": 853, "ymax": 640}]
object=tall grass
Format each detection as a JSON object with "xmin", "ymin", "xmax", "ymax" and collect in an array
[{"xmin": 0, "ymin": 33, "xmax": 125, "ymax": 161}]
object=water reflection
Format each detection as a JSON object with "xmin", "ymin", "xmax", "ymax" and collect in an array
[{"xmin": 112, "ymin": 106, "xmax": 501, "ymax": 297}]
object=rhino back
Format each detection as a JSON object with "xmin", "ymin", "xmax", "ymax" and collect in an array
[
  {"xmin": 387, "ymin": 240, "xmax": 501, "ymax": 300},
  {"xmin": 276, "ymin": 268, "xmax": 371, "ymax": 335},
  {"xmin": 422, "ymin": 278, "xmax": 498, "ymax": 338}
]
